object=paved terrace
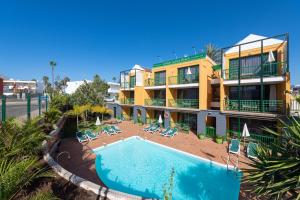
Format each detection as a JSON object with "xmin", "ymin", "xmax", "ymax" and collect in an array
[{"xmin": 53, "ymin": 120, "xmax": 252, "ymax": 198}]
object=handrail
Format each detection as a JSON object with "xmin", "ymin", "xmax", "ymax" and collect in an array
[
  {"xmin": 168, "ymin": 99, "xmax": 199, "ymax": 108},
  {"xmin": 223, "ymin": 99, "xmax": 283, "ymax": 113},
  {"xmin": 144, "ymin": 99, "xmax": 166, "ymax": 106},
  {"xmin": 144, "ymin": 78, "xmax": 166, "ymax": 87},
  {"xmin": 120, "ymin": 98, "xmax": 134, "ymax": 104}
]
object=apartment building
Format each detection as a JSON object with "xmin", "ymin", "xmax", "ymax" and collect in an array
[{"xmin": 108, "ymin": 33, "xmax": 290, "ymax": 141}]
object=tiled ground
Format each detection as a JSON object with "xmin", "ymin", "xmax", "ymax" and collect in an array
[{"xmin": 53, "ymin": 120, "xmax": 253, "ymax": 198}]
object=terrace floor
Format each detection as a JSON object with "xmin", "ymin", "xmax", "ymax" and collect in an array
[{"xmin": 53, "ymin": 120, "xmax": 254, "ymax": 199}]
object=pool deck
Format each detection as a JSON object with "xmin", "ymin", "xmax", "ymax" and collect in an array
[{"xmin": 53, "ymin": 120, "xmax": 253, "ymax": 199}]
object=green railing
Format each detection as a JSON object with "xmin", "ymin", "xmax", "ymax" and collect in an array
[
  {"xmin": 170, "ymin": 121, "xmax": 190, "ymax": 133},
  {"xmin": 144, "ymin": 78, "xmax": 166, "ymax": 87},
  {"xmin": 250, "ymin": 133, "xmax": 276, "ymax": 144},
  {"xmin": 168, "ymin": 99, "xmax": 199, "ymax": 108},
  {"xmin": 224, "ymin": 100, "xmax": 283, "ymax": 113},
  {"xmin": 146, "ymin": 117, "xmax": 157, "ymax": 124},
  {"xmin": 120, "ymin": 98, "xmax": 134, "ymax": 104},
  {"xmin": 144, "ymin": 99, "xmax": 166, "ymax": 106},
  {"xmin": 227, "ymin": 130, "xmax": 276, "ymax": 145},
  {"xmin": 168, "ymin": 74, "xmax": 199, "ymax": 85},
  {"xmin": 223, "ymin": 61, "xmax": 286, "ymax": 80},
  {"xmin": 205, "ymin": 126, "xmax": 216, "ymax": 138}
]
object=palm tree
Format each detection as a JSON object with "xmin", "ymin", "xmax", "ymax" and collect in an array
[
  {"xmin": 91, "ymin": 105, "xmax": 111, "ymax": 122},
  {"xmin": 0, "ymin": 118, "xmax": 52, "ymax": 200},
  {"xmin": 49, "ymin": 61, "xmax": 57, "ymax": 88},
  {"xmin": 205, "ymin": 43, "xmax": 221, "ymax": 64},
  {"xmin": 243, "ymin": 117, "xmax": 300, "ymax": 199},
  {"xmin": 66, "ymin": 105, "xmax": 85, "ymax": 129},
  {"xmin": 42, "ymin": 76, "xmax": 49, "ymax": 93}
]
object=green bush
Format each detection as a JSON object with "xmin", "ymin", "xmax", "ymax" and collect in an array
[{"xmin": 44, "ymin": 108, "xmax": 62, "ymax": 125}]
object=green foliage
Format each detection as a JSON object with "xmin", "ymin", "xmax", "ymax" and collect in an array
[
  {"xmin": 163, "ymin": 168, "xmax": 175, "ymax": 200},
  {"xmin": 0, "ymin": 118, "xmax": 48, "ymax": 159},
  {"xmin": 243, "ymin": 117, "xmax": 300, "ymax": 200},
  {"xmin": 44, "ymin": 108, "xmax": 62, "ymax": 125},
  {"xmin": 49, "ymin": 93, "xmax": 71, "ymax": 112},
  {"xmin": 0, "ymin": 157, "xmax": 52, "ymax": 200},
  {"xmin": 70, "ymin": 75, "xmax": 109, "ymax": 106},
  {"xmin": 205, "ymin": 43, "xmax": 221, "ymax": 64},
  {"xmin": 26, "ymin": 189, "xmax": 60, "ymax": 200},
  {"xmin": 0, "ymin": 118, "xmax": 52, "ymax": 200}
]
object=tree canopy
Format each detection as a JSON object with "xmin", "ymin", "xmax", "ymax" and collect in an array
[{"xmin": 70, "ymin": 74, "xmax": 109, "ymax": 106}]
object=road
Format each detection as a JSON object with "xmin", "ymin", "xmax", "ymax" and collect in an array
[{"xmin": 0, "ymin": 98, "xmax": 46, "ymax": 120}]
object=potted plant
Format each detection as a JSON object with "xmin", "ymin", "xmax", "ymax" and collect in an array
[
  {"xmin": 215, "ymin": 135, "xmax": 223, "ymax": 144},
  {"xmin": 197, "ymin": 133, "xmax": 205, "ymax": 140}
]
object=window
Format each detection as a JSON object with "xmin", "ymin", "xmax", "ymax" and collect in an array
[
  {"xmin": 154, "ymin": 71, "xmax": 166, "ymax": 85},
  {"xmin": 229, "ymin": 85, "xmax": 270, "ymax": 100},
  {"xmin": 229, "ymin": 51, "xmax": 278, "ymax": 79},
  {"xmin": 178, "ymin": 65, "xmax": 199, "ymax": 84}
]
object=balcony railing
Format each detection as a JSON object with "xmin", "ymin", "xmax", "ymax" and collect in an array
[
  {"xmin": 144, "ymin": 99, "xmax": 166, "ymax": 106},
  {"xmin": 120, "ymin": 98, "xmax": 134, "ymax": 104},
  {"xmin": 168, "ymin": 99, "xmax": 199, "ymax": 108},
  {"xmin": 222, "ymin": 61, "xmax": 286, "ymax": 80},
  {"xmin": 224, "ymin": 100, "xmax": 283, "ymax": 113},
  {"xmin": 168, "ymin": 74, "xmax": 199, "ymax": 85},
  {"xmin": 144, "ymin": 78, "xmax": 166, "ymax": 87},
  {"xmin": 227, "ymin": 130, "xmax": 276, "ymax": 145}
]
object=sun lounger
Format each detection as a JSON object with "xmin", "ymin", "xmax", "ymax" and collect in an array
[
  {"xmin": 143, "ymin": 124, "xmax": 155, "ymax": 131},
  {"xmin": 247, "ymin": 142, "xmax": 258, "ymax": 159},
  {"xmin": 76, "ymin": 131, "xmax": 88, "ymax": 143},
  {"xmin": 102, "ymin": 126, "xmax": 116, "ymax": 135},
  {"xmin": 85, "ymin": 130, "xmax": 98, "ymax": 140},
  {"xmin": 148, "ymin": 125, "xmax": 160, "ymax": 133},
  {"xmin": 229, "ymin": 139, "xmax": 240, "ymax": 155},
  {"xmin": 164, "ymin": 128, "xmax": 178, "ymax": 137},
  {"xmin": 111, "ymin": 125, "xmax": 122, "ymax": 133},
  {"xmin": 160, "ymin": 127, "xmax": 171, "ymax": 136}
]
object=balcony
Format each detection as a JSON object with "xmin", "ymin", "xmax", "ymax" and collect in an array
[
  {"xmin": 168, "ymin": 99, "xmax": 199, "ymax": 109},
  {"xmin": 120, "ymin": 98, "xmax": 134, "ymax": 105},
  {"xmin": 144, "ymin": 78, "xmax": 166, "ymax": 87},
  {"xmin": 227, "ymin": 130, "xmax": 276, "ymax": 145},
  {"xmin": 223, "ymin": 100, "xmax": 283, "ymax": 113},
  {"xmin": 168, "ymin": 74, "xmax": 199, "ymax": 85},
  {"xmin": 223, "ymin": 61, "xmax": 286, "ymax": 80},
  {"xmin": 120, "ymin": 81, "xmax": 135, "ymax": 90},
  {"xmin": 144, "ymin": 99, "xmax": 166, "ymax": 107}
]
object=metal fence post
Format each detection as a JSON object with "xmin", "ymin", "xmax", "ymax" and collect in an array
[
  {"xmin": 27, "ymin": 93, "xmax": 31, "ymax": 120},
  {"xmin": 2, "ymin": 95, "xmax": 6, "ymax": 122},
  {"xmin": 38, "ymin": 94, "xmax": 42, "ymax": 116}
]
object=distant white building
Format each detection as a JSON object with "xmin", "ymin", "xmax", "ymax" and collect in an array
[
  {"xmin": 3, "ymin": 79, "xmax": 37, "ymax": 96},
  {"xmin": 105, "ymin": 82, "xmax": 120, "ymax": 102},
  {"xmin": 64, "ymin": 80, "xmax": 92, "ymax": 94},
  {"xmin": 64, "ymin": 80, "xmax": 120, "ymax": 102}
]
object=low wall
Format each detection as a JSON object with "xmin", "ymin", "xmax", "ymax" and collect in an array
[{"xmin": 42, "ymin": 116, "xmax": 150, "ymax": 200}]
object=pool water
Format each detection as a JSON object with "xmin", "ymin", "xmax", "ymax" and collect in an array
[{"xmin": 94, "ymin": 137, "xmax": 241, "ymax": 200}]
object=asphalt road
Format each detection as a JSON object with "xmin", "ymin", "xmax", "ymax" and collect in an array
[{"xmin": 0, "ymin": 98, "xmax": 46, "ymax": 120}]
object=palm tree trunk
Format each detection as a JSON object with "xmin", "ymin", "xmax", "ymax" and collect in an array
[{"xmin": 52, "ymin": 66, "xmax": 54, "ymax": 89}]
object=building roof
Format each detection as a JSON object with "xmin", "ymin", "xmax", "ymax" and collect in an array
[{"xmin": 225, "ymin": 34, "xmax": 284, "ymax": 54}]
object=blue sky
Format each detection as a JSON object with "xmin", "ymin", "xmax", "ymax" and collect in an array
[{"xmin": 0, "ymin": 0, "xmax": 299, "ymax": 84}]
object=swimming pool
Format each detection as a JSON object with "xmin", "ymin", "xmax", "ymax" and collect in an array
[{"xmin": 94, "ymin": 136, "xmax": 241, "ymax": 200}]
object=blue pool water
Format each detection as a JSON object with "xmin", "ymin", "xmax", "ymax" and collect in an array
[{"xmin": 94, "ymin": 137, "xmax": 241, "ymax": 200}]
